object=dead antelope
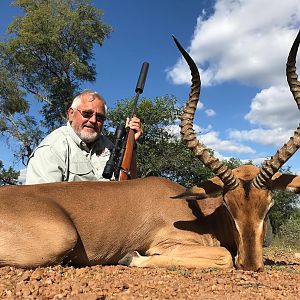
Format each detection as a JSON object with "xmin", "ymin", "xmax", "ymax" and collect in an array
[{"xmin": 0, "ymin": 31, "xmax": 300, "ymax": 271}]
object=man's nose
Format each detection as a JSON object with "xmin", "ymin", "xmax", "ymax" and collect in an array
[{"xmin": 89, "ymin": 113, "xmax": 97, "ymax": 123}]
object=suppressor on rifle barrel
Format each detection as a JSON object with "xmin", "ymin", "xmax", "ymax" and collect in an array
[{"xmin": 135, "ymin": 62, "xmax": 149, "ymax": 94}]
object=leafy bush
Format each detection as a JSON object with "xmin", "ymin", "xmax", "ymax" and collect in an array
[
  {"xmin": 270, "ymin": 190, "xmax": 299, "ymax": 234},
  {"xmin": 0, "ymin": 160, "xmax": 20, "ymax": 185},
  {"xmin": 273, "ymin": 211, "xmax": 300, "ymax": 250}
]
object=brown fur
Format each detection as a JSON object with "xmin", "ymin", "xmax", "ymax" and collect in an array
[
  {"xmin": 1, "ymin": 165, "xmax": 297, "ymax": 271},
  {"xmin": 0, "ymin": 177, "xmax": 234, "ymax": 269},
  {"xmin": 180, "ymin": 165, "xmax": 300, "ymax": 271}
]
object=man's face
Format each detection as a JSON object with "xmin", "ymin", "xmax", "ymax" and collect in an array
[{"xmin": 68, "ymin": 93, "xmax": 106, "ymax": 144}]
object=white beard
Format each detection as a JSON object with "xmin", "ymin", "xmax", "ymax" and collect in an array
[{"xmin": 78, "ymin": 130, "xmax": 99, "ymax": 144}]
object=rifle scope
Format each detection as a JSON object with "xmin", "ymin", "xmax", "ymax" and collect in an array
[{"xmin": 102, "ymin": 123, "xmax": 126, "ymax": 179}]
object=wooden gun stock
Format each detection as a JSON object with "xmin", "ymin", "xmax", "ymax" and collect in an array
[{"xmin": 118, "ymin": 129, "xmax": 137, "ymax": 180}]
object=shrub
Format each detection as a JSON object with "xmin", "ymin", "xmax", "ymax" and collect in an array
[{"xmin": 273, "ymin": 212, "xmax": 300, "ymax": 250}]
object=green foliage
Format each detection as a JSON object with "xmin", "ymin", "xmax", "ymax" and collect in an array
[
  {"xmin": 268, "ymin": 166, "xmax": 300, "ymax": 234},
  {"xmin": 0, "ymin": 160, "xmax": 20, "ymax": 185},
  {"xmin": 223, "ymin": 157, "xmax": 253, "ymax": 169},
  {"xmin": 271, "ymin": 189, "xmax": 299, "ymax": 234},
  {"xmin": 0, "ymin": 48, "xmax": 27, "ymax": 115},
  {"xmin": 273, "ymin": 210, "xmax": 300, "ymax": 250},
  {"xmin": 6, "ymin": 0, "xmax": 112, "ymax": 129},
  {"xmin": 0, "ymin": 0, "xmax": 112, "ymax": 165},
  {"xmin": 105, "ymin": 96, "xmax": 214, "ymax": 187},
  {"xmin": 0, "ymin": 48, "xmax": 41, "ymax": 165}
]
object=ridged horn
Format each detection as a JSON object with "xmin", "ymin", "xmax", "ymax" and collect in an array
[
  {"xmin": 173, "ymin": 35, "xmax": 239, "ymax": 190},
  {"xmin": 253, "ymin": 30, "xmax": 300, "ymax": 189}
]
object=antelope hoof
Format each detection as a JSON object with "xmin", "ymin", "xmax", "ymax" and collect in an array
[{"xmin": 118, "ymin": 251, "xmax": 141, "ymax": 266}]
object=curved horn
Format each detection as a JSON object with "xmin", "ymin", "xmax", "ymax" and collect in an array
[
  {"xmin": 253, "ymin": 30, "xmax": 300, "ymax": 189},
  {"xmin": 173, "ymin": 35, "xmax": 239, "ymax": 190},
  {"xmin": 287, "ymin": 30, "xmax": 300, "ymax": 109}
]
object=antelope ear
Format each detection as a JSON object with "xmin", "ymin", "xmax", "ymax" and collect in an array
[
  {"xmin": 172, "ymin": 186, "xmax": 209, "ymax": 200},
  {"xmin": 271, "ymin": 173, "xmax": 300, "ymax": 193},
  {"xmin": 172, "ymin": 176, "xmax": 224, "ymax": 200}
]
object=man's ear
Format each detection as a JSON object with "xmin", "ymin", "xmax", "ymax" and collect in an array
[{"xmin": 68, "ymin": 107, "xmax": 74, "ymax": 122}]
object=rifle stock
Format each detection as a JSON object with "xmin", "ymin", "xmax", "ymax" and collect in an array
[{"xmin": 118, "ymin": 128, "xmax": 137, "ymax": 180}]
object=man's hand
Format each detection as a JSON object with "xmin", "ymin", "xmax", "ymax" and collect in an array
[{"xmin": 126, "ymin": 116, "xmax": 143, "ymax": 141}]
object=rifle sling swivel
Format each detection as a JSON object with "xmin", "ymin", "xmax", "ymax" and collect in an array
[{"xmin": 120, "ymin": 168, "xmax": 132, "ymax": 179}]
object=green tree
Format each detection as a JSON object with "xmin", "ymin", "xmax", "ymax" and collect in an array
[
  {"xmin": 106, "ymin": 96, "xmax": 214, "ymax": 187},
  {"xmin": 0, "ymin": 160, "xmax": 20, "ymax": 185},
  {"xmin": 0, "ymin": 0, "xmax": 112, "ymax": 165},
  {"xmin": 224, "ymin": 157, "xmax": 253, "ymax": 169},
  {"xmin": 274, "ymin": 209, "xmax": 300, "ymax": 249},
  {"xmin": 0, "ymin": 49, "xmax": 40, "ymax": 164},
  {"xmin": 266, "ymin": 166, "xmax": 299, "ymax": 234},
  {"xmin": 271, "ymin": 189, "xmax": 299, "ymax": 234}
]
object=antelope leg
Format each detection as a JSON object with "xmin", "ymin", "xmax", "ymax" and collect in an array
[
  {"xmin": 119, "ymin": 246, "xmax": 233, "ymax": 269},
  {"xmin": 0, "ymin": 205, "xmax": 78, "ymax": 268}
]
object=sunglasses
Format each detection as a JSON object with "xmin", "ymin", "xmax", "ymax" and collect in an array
[{"xmin": 75, "ymin": 108, "xmax": 106, "ymax": 122}]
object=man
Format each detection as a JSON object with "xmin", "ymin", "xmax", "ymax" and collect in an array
[{"xmin": 25, "ymin": 90, "xmax": 142, "ymax": 184}]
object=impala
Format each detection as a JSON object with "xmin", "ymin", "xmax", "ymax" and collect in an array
[{"xmin": 0, "ymin": 30, "xmax": 299, "ymax": 271}]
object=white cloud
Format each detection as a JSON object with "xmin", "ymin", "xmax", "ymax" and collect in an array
[
  {"xmin": 197, "ymin": 101, "xmax": 204, "ymax": 110},
  {"xmin": 18, "ymin": 168, "xmax": 27, "ymax": 184},
  {"xmin": 251, "ymin": 157, "xmax": 269, "ymax": 166},
  {"xmin": 167, "ymin": 0, "xmax": 300, "ymax": 87},
  {"xmin": 205, "ymin": 109, "xmax": 216, "ymax": 117},
  {"xmin": 165, "ymin": 124, "xmax": 181, "ymax": 137},
  {"xmin": 166, "ymin": 0, "xmax": 300, "ymax": 164},
  {"xmin": 212, "ymin": 151, "xmax": 231, "ymax": 161},
  {"xmin": 229, "ymin": 128, "xmax": 293, "ymax": 147},
  {"xmin": 165, "ymin": 123, "xmax": 255, "ymax": 155},
  {"xmin": 245, "ymin": 86, "xmax": 300, "ymax": 130},
  {"xmin": 200, "ymin": 131, "xmax": 255, "ymax": 154},
  {"xmin": 165, "ymin": 123, "xmax": 212, "ymax": 138},
  {"xmin": 228, "ymin": 85, "xmax": 300, "ymax": 146},
  {"xmin": 213, "ymin": 154, "xmax": 267, "ymax": 166}
]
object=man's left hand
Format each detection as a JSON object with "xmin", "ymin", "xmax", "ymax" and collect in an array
[{"xmin": 126, "ymin": 116, "xmax": 143, "ymax": 141}]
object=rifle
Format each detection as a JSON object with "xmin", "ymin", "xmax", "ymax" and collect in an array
[{"xmin": 102, "ymin": 62, "xmax": 149, "ymax": 181}]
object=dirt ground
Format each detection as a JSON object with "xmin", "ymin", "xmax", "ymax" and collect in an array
[{"xmin": 0, "ymin": 249, "xmax": 299, "ymax": 300}]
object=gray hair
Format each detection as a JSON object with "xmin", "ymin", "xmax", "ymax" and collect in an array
[{"xmin": 71, "ymin": 90, "xmax": 107, "ymax": 113}]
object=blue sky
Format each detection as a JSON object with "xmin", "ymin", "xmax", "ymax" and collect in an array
[{"xmin": 1, "ymin": 0, "xmax": 300, "ymax": 179}]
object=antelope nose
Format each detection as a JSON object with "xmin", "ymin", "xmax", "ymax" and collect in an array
[{"xmin": 256, "ymin": 265, "xmax": 264, "ymax": 272}]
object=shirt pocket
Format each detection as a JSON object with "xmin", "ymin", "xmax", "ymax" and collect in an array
[{"xmin": 69, "ymin": 160, "xmax": 94, "ymax": 176}]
